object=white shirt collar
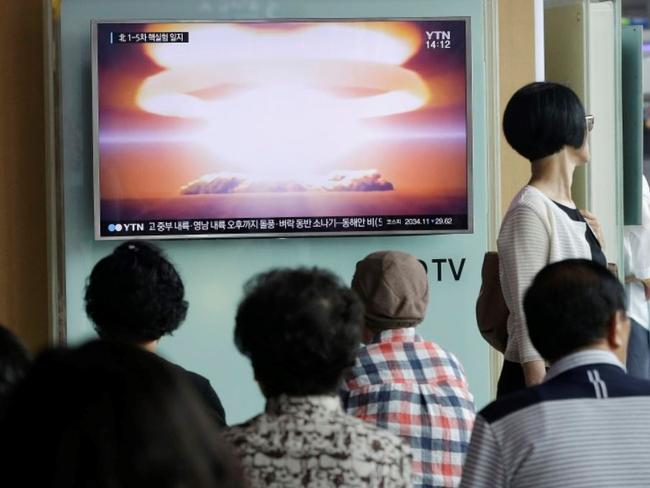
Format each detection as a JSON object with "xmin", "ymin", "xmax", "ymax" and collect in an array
[{"xmin": 545, "ymin": 349, "xmax": 626, "ymax": 382}]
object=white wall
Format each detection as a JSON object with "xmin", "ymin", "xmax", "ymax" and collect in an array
[{"xmin": 588, "ymin": 2, "xmax": 620, "ymax": 265}]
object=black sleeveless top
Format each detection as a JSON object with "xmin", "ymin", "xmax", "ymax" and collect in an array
[{"xmin": 553, "ymin": 201, "xmax": 607, "ymax": 267}]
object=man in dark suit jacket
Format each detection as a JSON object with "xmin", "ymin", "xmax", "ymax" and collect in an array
[
  {"xmin": 461, "ymin": 259, "xmax": 650, "ymax": 488},
  {"xmin": 84, "ymin": 240, "xmax": 226, "ymax": 427}
]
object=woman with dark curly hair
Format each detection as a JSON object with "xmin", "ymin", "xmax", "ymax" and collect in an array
[
  {"xmin": 0, "ymin": 340, "xmax": 243, "ymax": 488},
  {"xmin": 497, "ymin": 82, "xmax": 606, "ymax": 397},
  {"xmin": 84, "ymin": 240, "xmax": 226, "ymax": 426},
  {"xmin": 225, "ymin": 267, "xmax": 412, "ymax": 487}
]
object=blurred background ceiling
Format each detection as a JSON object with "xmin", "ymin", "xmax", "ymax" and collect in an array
[{"xmin": 622, "ymin": 0, "xmax": 649, "ymax": 19}]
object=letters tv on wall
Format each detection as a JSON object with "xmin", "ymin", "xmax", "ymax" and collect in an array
[{"xmin": 92, "ymin": 19, "xmax": 472, "ymax": 239}]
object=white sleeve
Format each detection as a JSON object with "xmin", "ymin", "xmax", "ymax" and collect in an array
[
  {"xmin": 625, "ymin": 176, "xmax": 650, "ymax": 281},
  {"xmin": 460, "ymin": 415, "xmax": 507, "ymax": 488},
  {"xmin": 498, "ymin": 204, "xmax": 550, "ymax": 363}
]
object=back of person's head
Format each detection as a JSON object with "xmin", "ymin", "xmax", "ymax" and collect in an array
[
  {"xmin": 85, "ymin": 241, "xmax": 188, "ymax": 343},
  {"xmin": 0, "ymin": 325, "xmax": 30, "ymax": 412},
  {"xmin": 0, "ymin": 340, "xmax": 243, "ymax": 488},
  {"xmin": 235, "ymin": 267, "xmax": 362, "ymax": 398},
  {"xmin": 524, "ymin": 259, "xmax": 627, "ymax": 363},
  {"xmin": 503, "ymin": 81, "xmax": 587, "ymax": 162},
  {"xmin": 351, "ymin": 250, "xmax": 429, "ymax": 331}
]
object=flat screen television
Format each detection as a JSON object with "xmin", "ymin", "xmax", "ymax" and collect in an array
[{"xmin": 92, "ymin": 19, "xmax": 472, "ymax": 239}]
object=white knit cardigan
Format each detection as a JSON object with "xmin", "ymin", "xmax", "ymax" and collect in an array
[{"xmin": 497, "ymin": 185, "xmax": 602, "ymax": 363}]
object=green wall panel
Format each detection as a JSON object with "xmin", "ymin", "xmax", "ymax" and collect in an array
[
  {"xmin": 59, "ymin": 0, "xmax": 490, "ymax": 424},
  {"xmin": 622, "ymin": 25, "xmax": 643, "ymax": 225}
]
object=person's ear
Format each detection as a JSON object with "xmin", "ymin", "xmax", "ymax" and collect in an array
[{"xmin": 608, "ymin": 310, "xmax": 630, "ymax": 353}]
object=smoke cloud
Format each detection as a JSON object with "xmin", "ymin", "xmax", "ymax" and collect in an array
[{"xmin": 180, "ymin": 170, "xmax": 394, "ymax": 195}]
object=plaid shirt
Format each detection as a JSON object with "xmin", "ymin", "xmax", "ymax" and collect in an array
[{"xmin": 341, "ymin": 327, "xmax": 475, "ymax": 488}]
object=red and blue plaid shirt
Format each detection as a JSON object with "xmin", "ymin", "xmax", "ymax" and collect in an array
[{"xmin": 341, "ymin": 327, "xmax": 475, "ymax": 488}]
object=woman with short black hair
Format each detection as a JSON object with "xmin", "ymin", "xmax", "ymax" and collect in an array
[{"xmin": 497, "ymin": 82, "xmax": 606, "ymax": 397}]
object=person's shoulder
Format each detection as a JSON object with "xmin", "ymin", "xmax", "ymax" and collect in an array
[
  {"xmin": 419, "ymin": 338, "xmax": 458, "ymax": 360},
  {"xmin": 478, "ymin": 387, "xmax": 541, "ymax": 425},
  {"xmin": 415, "ymin": 339, "xmax": 461, "ymax": 370},
  {"xmin": 178, "ymin": 365, "xmax": 207, "ymax": 384},
  {"xmin": 224, "ymin": 415, "xmax": 262, "ymax": 438},
  {"xmin": 545, "ymin": 363, "xmax": 650, "ymax": 399},
  {"xmin": 349, "ymin": 341, "xmax": 392, "ymax": 367},
  {"xmin": 498, "ymin": 187, "xmax": 554, "ymax": 245},
  {"xmin": 159, "ymin": 358, "xmax": 195, "ymax": 378},
  {"xmin": 342, "ymin": 412, "xmax": 396, "ymax": 438},
  {"xmin": 504, "ymin": 186, "xmax": 553, "ymax": 216},
  {"xmin": 595, "ymin": 366, "xmax": 650, "ymax": 397},
  {"xmin": 481, "ymin": 367, "xmax": 650, "ymax": 425},
  {"xmin": 222, "ymin": 415, "xmax": 267, "ymax": 454},
  {"xmin": 162, "ymin": 359, "xmax": 227, "ymax": 426},
  {"xmin": 166, "ymin": 362, "xmax": 213, "ymax": 394},
  {"xmin": 343, "ymin": 413, "xmax": 411, "ymax": 456},
  {"xmin": 499, "ymin": 187, "xmax": 550, "ymax": 233},
  {"xmin": 620, "ymin": 375, "xmax": 650, "ymax": 394}
]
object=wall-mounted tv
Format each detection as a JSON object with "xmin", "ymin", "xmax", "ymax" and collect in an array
[{"xmin": 92, "ymin": 19, "xmax": 472, "ymax": 239}]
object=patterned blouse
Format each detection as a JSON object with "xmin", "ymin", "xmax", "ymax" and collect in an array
[{"xmin": 225, "ymin": 395, "xmax": 412, "ymax": 487}]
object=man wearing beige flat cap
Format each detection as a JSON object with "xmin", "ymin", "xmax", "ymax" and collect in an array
[{"xmin": 341, "ymin": 250, "xmax": 475, "ymax": 488}]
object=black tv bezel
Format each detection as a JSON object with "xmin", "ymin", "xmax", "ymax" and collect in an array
[{"xmin": 91, "ymin": 17, "xmax": 473, "ymax": 240}]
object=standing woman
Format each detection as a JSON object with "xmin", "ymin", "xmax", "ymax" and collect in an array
[{"xmin": 497, "ymin": 82, "xmax": 606, "ymax": 397}]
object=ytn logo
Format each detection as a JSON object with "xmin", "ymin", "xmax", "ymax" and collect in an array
[
  {"xmin": 108, "ymin": 223, "xmax": 145, "ymax": 232},
  {"xmin": 425, "ymin": 31, "xmax": 451, "ymax": 41}
]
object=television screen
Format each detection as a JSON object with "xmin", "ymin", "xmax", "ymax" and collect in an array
[{"xmin": 93, "ymin": 19, "xmax": 471, "ymax": 238}]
